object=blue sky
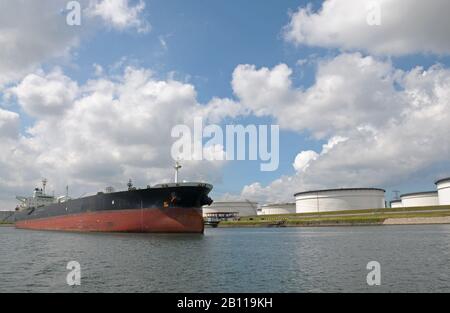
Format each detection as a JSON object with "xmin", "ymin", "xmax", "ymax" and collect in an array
[
  {"xmin": 2, "ymin": 0, "xmax": 450, "ymax": 208},
  {"xmin": 81, "ymin": 0, "xmax": 330, "ymax": 197},
  {"xmin": 64, "ymin": 0, "xmax": 450, "ymax": 199}
]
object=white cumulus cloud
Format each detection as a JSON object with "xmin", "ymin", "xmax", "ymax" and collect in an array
[
  {"xmin": 86, "ymin": 0, "xmax": 150, "ymax": 33},
  {"xmin": 0, "ymin": 66, "xmax": 234, "ymax": 208},
  {"xmin": 284, "ymin": 0, "xmax": 450, "ymax": 56},
  {"xmin": 237, "ymin": 54, "xmax": 450, "ymax": 203},
  {"xmin": 0, "ymin": 0, "xmax": 152, "ymax": 87},
  {"xmin": 10, "ymin": 69, "xmax": 79, "ymax": 118},
  {"xmin": 233, "ymin": 53, "xmax": 404, "ymax": 139},
  {"xmin": 293, "ymin": 151, "xmax": 318, "ymax": 172},
  {"xmin": 0, "ymin": 0, "xmax": 80, "ymax": 86},
  {"xmin": 0, "ymin": 108, "xmax": 19, "ymax": 139}
]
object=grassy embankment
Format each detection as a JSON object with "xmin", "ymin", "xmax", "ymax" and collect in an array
[{"xmin": 219, "ymin": 205, "xmax": 450, "ymax": 228}]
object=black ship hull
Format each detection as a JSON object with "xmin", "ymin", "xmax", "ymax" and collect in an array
[{"xmin": 15, "ymin": 183, "xmax": 213, "ymax": 233}]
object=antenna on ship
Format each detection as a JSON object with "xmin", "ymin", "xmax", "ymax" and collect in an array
[
  {"xmin": 42, "ymin": 178, "xmax": 48, "ymax": 195},
  {"xmin": 174, "ymin": 160, "xmax": 182, "ymax": 183}
]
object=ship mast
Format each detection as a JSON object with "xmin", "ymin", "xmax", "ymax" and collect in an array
[{"xmin": 174, "ymin": 161, "xmax": 182, "ymax": 183}]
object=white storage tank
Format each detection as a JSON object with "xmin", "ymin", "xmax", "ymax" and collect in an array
[
  {"xmin": 295, "ymin": 188, "xmax": 385, "ymax": 213},
  {"xmin": 400, "ymin": 191, "xmax": 439, "ymax": 207},
  {"xmin": 436, "ymin": 177, "xmax": 450, "ymax": 205},
  {"xmin": 202, "ymin": 201, "xmax": 258, "ymax": 218},
  {"xmin": 260, "ymin": 203, "xmax": 296, "ymax": 215},
  {"xmin": 390, "ymin": 200, "xmax": 402, "ymax": 208}
]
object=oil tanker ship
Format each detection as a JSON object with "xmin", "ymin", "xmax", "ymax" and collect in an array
[{"xmin": 14, "ymin": 176, "xmax": 213, "ymax": 233}]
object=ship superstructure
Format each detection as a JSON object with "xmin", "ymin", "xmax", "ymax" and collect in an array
[{"xmin": 16, "ymin": 179, "xmax": 56, "ymax": 210}]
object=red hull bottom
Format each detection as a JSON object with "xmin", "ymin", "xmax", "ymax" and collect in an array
[{"xmin": 15, "ymin": 208, "xmax": 204, "ymax": 233}]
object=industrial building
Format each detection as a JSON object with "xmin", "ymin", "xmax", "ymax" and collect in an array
[
  {"xmin": 400, "ymin": 191, "xmax": 439, "ymax": 207},
  {"xmin": 202, "ymin": 201, "xmax": 258, "ymax": 221},
  {"xmin": 260, "ymin": 203, "xmax": 295, "ymax": 215},
  {"xmin": 295, "ymin": 188, "xmax": 386, "ymax": 213},
  {"xmin": 202, "ymin": 177, "xmax": 450, "ymax": 217},
  {"xmin": 389, "ymin": 177, "xmax": 450, "ymax": 208},
  {"xmin": 436, "ymin": 177, "xmax": 450, "ymax": 205}
]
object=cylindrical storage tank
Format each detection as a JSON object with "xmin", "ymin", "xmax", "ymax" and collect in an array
[
  {"xmin": 436, "ymin": 177, "xmax": 450, "ymax": 205},
  {"xmin": 260, "ymin": 203, "xmax": 295, "ymax": 215},
  {"xmin": 390, "ymin": 200, "xmax": 402, "ymax": 208},
  {"xmin": 295, "ymin": 188, "xmax": 385, "ymax": 213},
  {"xmin": 400, "ymin": 191, "xmax": 439, "ymax": 207},
  {"xmin": 202, "ymin": 201, "xmax": 258, "ymax": 218}
]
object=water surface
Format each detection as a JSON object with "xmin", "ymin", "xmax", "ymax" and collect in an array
[{"xmin": 0, "ymin": 225, "xmax": 449, "ymax": 292}]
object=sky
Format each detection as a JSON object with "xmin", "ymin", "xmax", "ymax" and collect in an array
[{"xmin": 1, "ymin": 0, "xmax": 450, "ymax": 209}]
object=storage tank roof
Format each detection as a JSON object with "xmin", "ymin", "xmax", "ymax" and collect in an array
[
  {"xmin": 294, "ymin": 188, "xmax": 385, "ymax": 197},
  {"xmin": 400, "ymin": 191, "xmax": 438, "ymax": 198},
  {"xmin": 262, "ymin": 202, "xmax": 295, "ymax": 207},
  {"xmin": 209, "ymin": 201, "xmax": 258, "ymax": 205},
  {"xmin": 435, "ymin": 177, "xmax": 450, "ymax": 185}
]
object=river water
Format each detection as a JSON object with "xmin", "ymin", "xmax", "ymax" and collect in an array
[{"xmin": 1, "ymin": 225, "xmax": 449, "ymax": 292}]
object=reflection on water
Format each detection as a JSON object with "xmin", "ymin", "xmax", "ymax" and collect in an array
[{"xmin": 0, "ymin": 225, "xmax": 449, "ymax": 292}]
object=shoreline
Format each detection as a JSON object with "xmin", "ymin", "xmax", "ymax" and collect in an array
[
  {"xmin": 218, "ymin": 222, "xmax": 384, "ymax": 228},
  {"xmin": 218, "ymin": 217, "xmax": 450, "ymax": 228},
  {"xmin": 383, "ymin": 216, "xmax": 450, "ymax": 225},
  {"xmin": 217, "ymin": 207, "xmax": 450, "ymax": 228}
]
